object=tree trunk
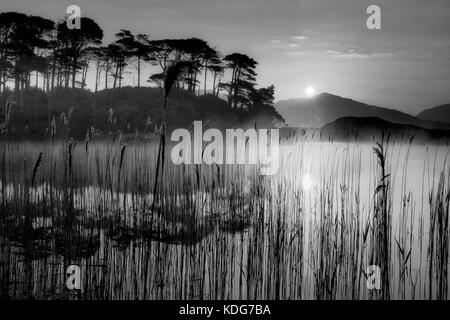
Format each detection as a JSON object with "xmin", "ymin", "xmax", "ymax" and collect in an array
[
  {"xmin": 113, "ymin": 64, "xmax": 119, "ymax": 89},
  {"xmin": 233, "ymin": 68, "xmax": 241, "ymax": 109},
  {"xmin": 118, "ymin": 65, "xmax": 122, "ymax": 88},
  {"xmin": 203, "ymin": 63, "xmax": 208, "ymax": 95},
  {"xmin": 105, "ymin": 62, "xmax": 109, "ymax": 90},
  {"xmin": 193, "ymin": 71, "xmax": 198, "ymax": 94},
  {"xmin": 81, "ymin": 66, "xmax": 86, "ymax": 89},
  {"xmin": 51, "ymin": 53, "xmax": 56, "ymax": 90},
  {"xmin": 94, "ymin": 60, "xmax": 100, "ymax": 93},
  {"xmin": 72, "ymin": 63, "xmax": 76, "ymax": 88},
  {"xmin": 137, "ymin": 57, "xmax": 141, "ymax": 88},
  {"xmin": 65, "ymin": 64, "xmax": 69, "ymax": 88},
  {"xmin": 46, "ymin": 72, "xmax": 50, "ymax": 92}
]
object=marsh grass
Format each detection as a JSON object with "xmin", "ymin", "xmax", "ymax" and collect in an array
[{"xmin": 0, "ymin": 126, "xmax": 449, "ymax": 299}]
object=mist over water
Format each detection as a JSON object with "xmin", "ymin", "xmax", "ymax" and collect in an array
[{"xmin": 0, "ymin": 138, "xmax": 449, "ymax": 299}]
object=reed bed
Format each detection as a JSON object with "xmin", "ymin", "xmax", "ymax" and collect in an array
[{"xmin": 0, "ymin": 130, "xmax": 449, "ymax": 300}]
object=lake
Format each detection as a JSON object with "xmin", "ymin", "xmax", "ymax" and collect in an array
[{"xmin": 0, "ymin": 137, "xmax": 449, "ymax": 299}]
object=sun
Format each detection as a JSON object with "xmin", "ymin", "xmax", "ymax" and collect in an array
[{"xmin": 305, "ymin": 86, "xmax": 315, "ymax": 97}]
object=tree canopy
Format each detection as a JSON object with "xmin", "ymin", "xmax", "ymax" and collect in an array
[{"xmin": 0, "ymin": 10, "xmax": 283, "ymax": 134}]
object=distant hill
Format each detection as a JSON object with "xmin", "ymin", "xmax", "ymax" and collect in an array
[
  {"xmin": 321, "ymin": 117, "xmax": 450, "ymax": 142},
  {"xmin": 417, "ymin": 104, "xmax": 450, "ymax": 124},
  {"xmin": 275, "ymin": 92, "xmax": 450, "ymax": 130}
]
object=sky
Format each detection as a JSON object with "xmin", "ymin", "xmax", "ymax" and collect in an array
[{"xmin": 1, "ymin": 0, "xmax": 450, "ymax": 114}]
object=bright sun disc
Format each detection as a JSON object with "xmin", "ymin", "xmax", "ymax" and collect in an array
[{"xmin": 305, "ymin": 86, "xmax": 315, "ymax": 97}]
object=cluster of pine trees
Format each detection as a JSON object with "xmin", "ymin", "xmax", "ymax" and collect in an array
[{"xmin": 0, "ymin": 11, "xmax": 275, "ymax": 109}]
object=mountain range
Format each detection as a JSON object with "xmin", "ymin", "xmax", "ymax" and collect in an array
[
  {"xmin": 417, "ymin": 104, "xmax": 450, "ymax": 123},
  {"xmin": 275, "ymin": 93, "xmax": 450, "ymax": 130},
  {"xmin": 320, "ymin": 117, "xmax": 450, "ymax": 142}
]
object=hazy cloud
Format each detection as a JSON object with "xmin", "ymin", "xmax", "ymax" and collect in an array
[
  {"xmin": 293, "ymin": 35, "xmax": 308, "ymax": 40},
  {"xmin": 326, "ymin": 48, "xmax": 395, "ymax": 59}
]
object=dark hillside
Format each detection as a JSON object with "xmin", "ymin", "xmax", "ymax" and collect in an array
[{"xmin": 0, "ymin": 87, "xmax": 284, "ymax": 139}]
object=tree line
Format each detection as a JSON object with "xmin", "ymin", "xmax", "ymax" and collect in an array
[{"xmin": 0, "ymin": 11, "xmax": 275, "ymax": 109}]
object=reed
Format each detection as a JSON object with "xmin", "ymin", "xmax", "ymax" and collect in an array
[{"xmin": 0, "ymin": 122, "xmax": 449, "ymax": 299}]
